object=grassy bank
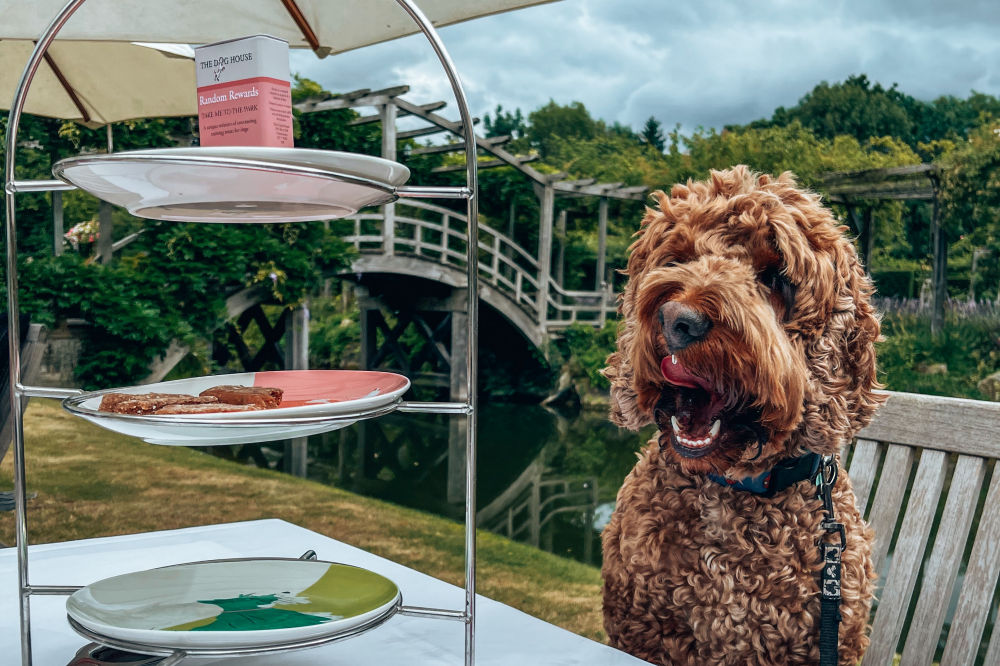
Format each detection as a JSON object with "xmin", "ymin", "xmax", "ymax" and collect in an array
[{"xmin": 0, "ymin": 400, "xmax": 606, "ymax": 642}]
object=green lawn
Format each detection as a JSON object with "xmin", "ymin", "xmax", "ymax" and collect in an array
[{"xmin": 0, "ymin": 400, "xmax": 607, "ymax": 642}]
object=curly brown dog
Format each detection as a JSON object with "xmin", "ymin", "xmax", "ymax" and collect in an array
[{"xmin": 602, "ymin": 166, "xmax": 883, "ymax": 665}]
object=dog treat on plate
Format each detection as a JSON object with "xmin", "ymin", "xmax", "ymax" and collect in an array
[
  {"xmin": 199, "ymin": 385, "xmax": 283, "ymax": 409},
  {"xmin": 108, "ymin": 394, "xmax": 220, "ymax": 415},
  {"xmin": 156, "ymin": 403, "xmax": 261, "ymax": 414},
  {"xmin": 99, "ymin": 392, "xmax": 189, "ymax": 413}
]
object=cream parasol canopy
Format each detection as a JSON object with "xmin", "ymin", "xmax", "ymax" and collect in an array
[
  {"xmin": 0, "ymin": 40, "xmax": 195, "ymax": 127},
  {"xmin": 0, "ymin": 0, "xmax": 558, "ymax": 125},
  {"xmin": 1, "ymin": 1, "xmax": 558, "ymax": 56}
]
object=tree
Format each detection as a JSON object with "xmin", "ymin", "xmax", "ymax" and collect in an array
[
  {"xmin": 527, "ymin": 100, "xmax": 598, "ymax": 159},
  {"xmin": 640, "ymin": 116, "xmax": 665, "ymax": 153},
  {"xmin": 937, "ymin": 117, "xmax": 1000, "ymax": 300},
  {"xmin": 765, "ymin": 75, "xmax": 918, "ymax": 146},
  {"xmin": 483, "ymin": 104, "xmax": 527, "ymax": 140}
]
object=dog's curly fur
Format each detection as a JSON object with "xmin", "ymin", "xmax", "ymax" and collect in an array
[{"xmin": 601, "ymin": 166, "xmax": 883, "ymax": 665}]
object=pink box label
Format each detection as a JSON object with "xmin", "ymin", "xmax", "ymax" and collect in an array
[
  {"xmin": 198, "ymin": 77, "xmax": 292, "ymax": 147},
  {"xmin": 195, "ymin": 35, "xmax": 292, "ymax": 147}
]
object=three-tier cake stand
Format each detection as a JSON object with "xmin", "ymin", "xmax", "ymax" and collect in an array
[{"xmin": 4, "ymin": 1, "xmax": 482, "ymax": 664}]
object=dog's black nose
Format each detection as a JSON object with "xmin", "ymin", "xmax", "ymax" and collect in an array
[{"xmin": 659, "ymin": 302, "xmax": 712, "ymax": 351}]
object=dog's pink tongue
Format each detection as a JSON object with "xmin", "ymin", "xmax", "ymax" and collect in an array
[{"xmin": 660, "ymin": 356, "xmax": 704, "ymax": 389}]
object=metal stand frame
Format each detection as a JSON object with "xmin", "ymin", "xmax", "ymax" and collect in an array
[{"xmin": 3, "ymin": 1, "xmax": 480, "ymax": 664}]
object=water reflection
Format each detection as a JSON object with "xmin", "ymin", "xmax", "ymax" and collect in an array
[{"xmin": 212, "ymin": 405, "xmax": 653, "ymax": 565}]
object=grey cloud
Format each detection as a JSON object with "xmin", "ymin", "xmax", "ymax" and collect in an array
[{"xmin": 291, "ymin": 0, "xmax": 1000, "ymax": 136}]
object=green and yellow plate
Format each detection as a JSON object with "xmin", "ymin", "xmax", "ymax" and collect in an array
[{"xmin": 66, "ymin": 559, "xmax": 401, "ymax": 649}]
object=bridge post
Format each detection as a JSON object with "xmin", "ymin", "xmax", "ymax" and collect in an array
[
  {"xmin": 535, "ymin": 182, "xmax": 555, "ymax": 329},
  {"xmin": 97, "ymin": 201, "xmax": 113, "ymax": 264},
  {"xmin": 380, "ymin": 102, "xmax": 397, "ymax": 257},
  {"xmin": 596, "ymin": 197, "xmax": 608, "ymax": 291},
  {"xmin": 555, "ymin": 209, "xmax": 566, "ymax": 285},
  {"xmin": 52, "ymin": 191, "xmax": 63, "ymax": 256},
  {"xmin": 284, "ymin": 302, "xmax": 310, "ymax": 478}
]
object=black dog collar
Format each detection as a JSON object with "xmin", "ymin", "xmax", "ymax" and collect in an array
[{"xmin": 707, "ymin": 452, "xmax": 822, "ymax": 498}]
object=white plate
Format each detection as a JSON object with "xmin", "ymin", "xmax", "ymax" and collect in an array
[
  {"xmin": 52, "ymin": 147, "xmax": 410, "ymax": 223},
  {"xmin": 62, "ymin": 370, "xmax": 410, "ymax": 446},
  {"xmin": 67, "ymin": 559, "xmax": 401, "ymax": 650}
]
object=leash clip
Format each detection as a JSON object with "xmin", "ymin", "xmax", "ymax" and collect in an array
[{"xmin": 816, "ymin": 455, "xmax": 845, "ymax": 551}]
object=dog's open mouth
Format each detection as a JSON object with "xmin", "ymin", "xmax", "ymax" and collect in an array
[{"xmin": 654, "ymin": 355, "xmax": 766, "ymax": 460}]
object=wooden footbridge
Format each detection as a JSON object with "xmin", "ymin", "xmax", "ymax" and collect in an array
[{"xmin": 300, "ymin": 85, "xmax": 647, "ymax": 350}]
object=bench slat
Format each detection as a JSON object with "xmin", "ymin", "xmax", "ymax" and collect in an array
[
  {"xmin": 859, "ymin": 391, "xmax": 1000, "ymax": 457},
  {"xmin": 940, "ymin": 467, "xmax": 1000, "ymax": 666},
  {"xmin": 867, "ymin": 444, "xmax": 915, "ymax": 576},
  {"xmin": 900, "ymin": 455, "xmax": 986, "ymax": 665},
  {"xmin": 864, "ymin": 449, "xmax": 948, "ymax": 666},
  {"xmin": 984, "ymin": 613, "xmax": 1000, "ymax": 666},
  {"xmin": 848, "ymin": 438, "xmax": 880, "ymax": 517}
]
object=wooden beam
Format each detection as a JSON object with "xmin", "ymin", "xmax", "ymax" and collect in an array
[
  {"xmin": 349, "ymin": 100, "xmax": 447, "ymax": 126},
  {"xmin": 553, "ymin": 181, "xmax": 648, "ymax": 200},
  {"xmin": 397, "ymin": 120, "xmax": 478, "ymax": 141},
  {"xmin": 596, "ymin": 197, "xmax": 608, "ymax": 291},
  {"xmin": 97, "ymin": 202, "xmax": 112, "ymax": 264},
  {"xmin": 431, "ymin": 156, "xmax": 538, "ymax": 173},
  {"xmin": 827, "ymin": 190, "xmax": 935, "ymax": 204},
  {"xmin": 555, "ymin": 209, "xmax": 567, "ymax": 285},
  {"xmin": 381, "ymin": 102, "xmax": 397, "ymax": 258},
  {"xmin": 930, "ymin": 184, "xmax": 946, "ymax": 336},
  {"xmin": 821, "ymin": 163, "xmax": 939, "ymax": 184},
  {"xmin": 395, "ymin": 97, "xmax": 551, "ymax": 186},
  {"xmin": 824, "ymin": 181, "xmax": 935, "ymax": 200},
  {"xmin": 409, "ymin": 135, "xmax": 511, "ymax": 156},
  {"xmin": 52, "ymin": 191, "xmax": 63, "ymax": 257},
  {"xmin": 293, "ymin": 85, "xmax": 410, "ymax": 113},
  {"xmin": 536, "ymin": 183, "xmax": 555, "ymax": 324}
]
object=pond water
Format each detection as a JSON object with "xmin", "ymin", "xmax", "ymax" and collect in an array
[{"xmin": 213, "ymin": 404, "xmax": 654, "ymax": 566}]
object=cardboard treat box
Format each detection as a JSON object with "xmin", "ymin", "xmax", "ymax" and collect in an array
[{"xmin": 195, "ymin": 35, "xmax": 293, "ymax": 147}]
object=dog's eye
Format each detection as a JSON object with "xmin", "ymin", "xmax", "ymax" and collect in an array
[
  {"xmin": 759, "ymin": 267, "xmax": 797, "ymax": 321},
  {"xmin": 759, "ymin": 267, "xmax": 784, "ymax": 291}
]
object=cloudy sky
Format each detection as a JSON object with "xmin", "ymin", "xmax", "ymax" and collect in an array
[{"xmin": 291, "ymin": 0, "xmax": 1000, "ymax": 135}]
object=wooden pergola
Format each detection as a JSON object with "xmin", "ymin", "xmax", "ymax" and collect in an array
[
  {"xmin": 294, "ymin": 85, "xmax": 648, "ymax": 313},
  {"xmin": 821, "ymin": 164, "xmax": 948, "ymax": 334}
]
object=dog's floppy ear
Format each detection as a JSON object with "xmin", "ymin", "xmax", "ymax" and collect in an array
[
  {"xmin": 603, "ymin": 290, "xmax": 653, "ymax": 431},
  {"xmin": 798, "ymin": 244, "xmax": 886, "ymax": 454},
  {"xmin": 602, "ymin": 191, "xmax": 676, "ymax": 431}
]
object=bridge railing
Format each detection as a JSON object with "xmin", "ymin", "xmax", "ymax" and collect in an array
[{"xmin": 345, "ymin": 200, "xmax": 616, "ymax": 333}]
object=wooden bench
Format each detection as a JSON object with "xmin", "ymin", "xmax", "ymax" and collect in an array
[{"xmin": 849, "ymin": 391, "xmax": 1000, "ymax": 665}]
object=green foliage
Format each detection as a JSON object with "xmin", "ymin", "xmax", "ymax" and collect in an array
[
  {"xmin": 308, "ymin": 297, "xmax": 361, "ymax": 370},
  {"xmin": 938, "ymin": 118, "xmax": 1000, "ymax": 239},
  {"xmin": 483, "ymin": 104, "xmax": 529, "ymax": 150},
  {"xmin": 558, "ymin": 322, "xmax": 619, "ymax": 390},
  {"xmin": 761, "ymin": 75, "xmax": 916, "ymax": 146},
  {"xmin": 746, "ymin": 74, "xmax": 1000, "ymax": 153},
  {"xmin": 680, "ymin": 121, "xmax": 921, "ymax": 186},
  {"xmin": 527, "ymin": 100, "xmax": 600, "ymax": 158},
  {"xmin": 877, "ymin": 304, "xmax": 1000, "ymax": 400}
]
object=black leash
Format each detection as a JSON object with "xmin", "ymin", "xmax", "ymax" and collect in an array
[
  {"xmin": 701, "ymin": 450, "xmax": 844, "ymax": 664},
  {"xmin": 816, "ymin": 455, "xmax": 844, "ymax": 666}
]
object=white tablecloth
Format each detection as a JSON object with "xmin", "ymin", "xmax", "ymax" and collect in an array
[{"xmin": 0, "ymin": 519, "xmax": 649, "ymax": 665}]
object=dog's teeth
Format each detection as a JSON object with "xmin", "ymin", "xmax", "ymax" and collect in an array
[
  {"xmin": 710, "ymin": 419, "xmax": 721, "ymax": 438},
  {"xmin": 671, "ymin": 416, "xmax": 681, "ymax": 434},
  {"xmin": 671, "ymin": 355, "xmax": 678, "ymax": 365}
]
